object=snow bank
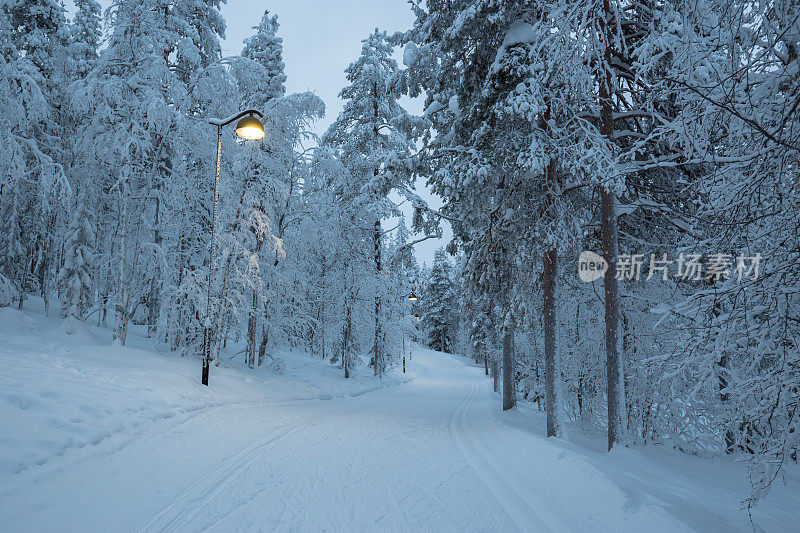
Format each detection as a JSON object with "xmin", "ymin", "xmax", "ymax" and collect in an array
[{"xmin": 0, "ymin": 301, "xmax": 414, "ymax": 484}]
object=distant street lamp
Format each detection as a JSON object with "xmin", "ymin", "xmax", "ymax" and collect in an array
[
  {"xmin": 402, "ymin": 293, "xmax": 418, "ymax": 372},
  {"xmin": 202, "ymin": 110, "xmax": 265, "ymax": 386}
]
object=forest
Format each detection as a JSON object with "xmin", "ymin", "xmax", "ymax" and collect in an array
[{"xmin": 1, "ymin": 0, "xmax": 798, "ymax": 518}]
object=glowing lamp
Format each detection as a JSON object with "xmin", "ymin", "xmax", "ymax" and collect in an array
[{"xmin": 235, "ymin": 115, "xmax": 265, "ymax": 140}]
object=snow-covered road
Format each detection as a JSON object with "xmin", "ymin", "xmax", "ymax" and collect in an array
[{"xmin": 2, "ymin": 345, "xmax": 798, "ymax": 532}]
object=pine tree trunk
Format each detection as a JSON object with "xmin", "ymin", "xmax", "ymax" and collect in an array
[
  {"xmin": 344, "ymin": 301, "xmax": 351, "ymax": 379},
  {"xmin": 502, "ymin": 326, "xmax": 516, "ymax": 411},
  {"xmin": 373, "ymin": 220, "xmax": 382, "ymax": 377},
  {"xmin": 247, "ymin": 288, "xmax": 258, "ymax": 368},
  {"xmin": 541, "ymin": 114, "xmax": 562, "ymax": 436},
  {"xmin": 709, "ymin": 280, "xmax": 735, "ymax": 452},
  {"xmin": 543, "ymin": 246, "xmax": 560, "ymax": 437},
  {"xmin": 211, "ymin": 257, "xmax": 231, "ymax": 364},
  {"xmin": 258, "ymin": 322, "xmax": 268, "ymax": 367},
  {"xmin": 147, "ymin": 197, "xmax": 161, "ymax": 338},
  {"xmin": 600, "ymin": 190, "xmax": 623, "ymax": 449},
  {"xmin": 17, "ymin": 248, "xmax": 29, "ymax": 310},
  {"xmin": 113, "ymin": 194, "xmax": 129, "ymax": 345},
  {"xmin": 491, "ymin": 357, "xmax": 499, "ymax": 392},
  {"xmin": 599, "ymin": 0, "xmax": 625, "ymax": 450},
  {"xmin": 38, "ymin": 240, "xmax": 48, "ymax": 316}
]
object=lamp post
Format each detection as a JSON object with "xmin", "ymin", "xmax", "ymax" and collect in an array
[
  {"xmin": 201, "ymin": 110, "xmax": 265, "ymax": 386},
  {"xmin": 403, "ymin": 293, "xmax": 418, "ymax": 373}
]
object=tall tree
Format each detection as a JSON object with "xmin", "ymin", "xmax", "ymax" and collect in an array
[
  {"xmin": 423, "ymin": 248, "xmax": 455, "ymax": 352},
  {"xmin": 58, "ymin": 186, "xmax": 95, "ymax": 324},
  {"xmin": 69, "ymin": 0, "xmax": 101, "ymax": 77},
  {"xmin": 71, "ymin": 0, "xmax": 187, "ymax": 344},
  {"xmin": 239, "ymin": 10, "xmax": 286, "ymax": 105},
  {"xmin": 324, "ymin": 29, "xmax": 426, "ymax": 376}
]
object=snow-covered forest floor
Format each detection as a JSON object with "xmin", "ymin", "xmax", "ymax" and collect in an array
[{"xmin": 1, "ymin": 301, "xmax": 797, "ymax": 532}]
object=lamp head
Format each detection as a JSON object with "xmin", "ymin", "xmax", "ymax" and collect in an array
[
  {"xmin": 407, "ymin": 294, "xmax": 418, "ymax": 302},
  {"xmin": 235, "ymin": 114, "xmax": 265, "ymax": 140}
]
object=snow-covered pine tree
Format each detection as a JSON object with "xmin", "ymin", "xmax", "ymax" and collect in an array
[
  {"xmin": 173, "ymin": 0, "xmax": 226, "ymax": 79},
  {"xmin": 323, "ymin": 29, "xmax": 427, "ymax": 377},
  {"xmin": 222, "ymin": 12, "xmax": 323, "ymax": 368},
  {"xmin": 3, "ymin": 0, "xmax": 72, "ymax": 315},
  {"xmin": 304, "ymin": 147, "xmax": 374, "ymax": 378},
  {"xmin": 71, "ymin": 0, "xmax": 189, "ymax": 344},
  {"xmin": 0, "ymin": 2, "xmax": 66, "ymax": 312},
  {"xmin": 400, "ymin": 0, "xmax": 529, "ymax": 411},
  {"xmin": 5, "ymin": 0, "xmax": 68, "ymax": 76},
  {"xmin": 634, "ymin": 0, "xmax": 800, "ymax": 501},
  {"xmin": 423, "ymin": 248, "xmax": 456, "ymax": 353},
  {"xmin": 58, "ymin": 187, "xmax": 95, "ymax": 324},
  {"xmin": 69, "ymin": 0, "xmax": 101, "ymax": 77},
  {"xmin": 239, "ymin": 10, "xmax": 286, "ymax": 105}
]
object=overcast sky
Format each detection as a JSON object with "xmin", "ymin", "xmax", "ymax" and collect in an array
[{"xmin": 220, "ymin": 1, "xmax": 450, "ymax": 267}]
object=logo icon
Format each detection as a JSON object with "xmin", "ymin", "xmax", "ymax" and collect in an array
[{"xmin": 578, "ymin": 251, "xmax": 607, "ymax": 282}]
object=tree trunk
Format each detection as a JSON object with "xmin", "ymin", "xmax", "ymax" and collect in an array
[
  {"xmin": 211, "ymin": 256, "xmax": 231, "ymax": 365},
  {"xmin": 147, "ymin": 197, "xmax": 161, "ymax": 338},
  {"xmin": 543, "ymin": 246, "xmax": 560, "ymax": 437},
  {"xmin": 343, "ymin": 295, "xmax": 352, "ymax": 379},
  {"xmin": 600, "ymin": 189, "xmax": 624, "ymax": 449},
  {"xmin": 484, "ymin": 353, "xmax": 488, "ymax": 375},
  {"xmin": 491, "ymin": 357, "xmax": 499, "ymax": 393},
  {"xmin": 17, "ymin": 248, "xmax": 29, "ymax": 310},
  {"xmin": 373, "ymin": 219, "xmax": 382, "ymax": 377},
  {"xmin": 599, "ymin": 0, "xmax": 625, "ymax": 450},
  {"xmin": 709, "ymin": 278, "xmax": 735, "ymax": 452},
  {"xmin": 258, "ymin": 321, "xmax": 268, "ymax": 367},
  {"xmin": 247, "ymin": 287, "xmax": 258, "ymax": 368},
  {"xmin": 502, "ymin": 325, "xmax": 516, "ymax": 411},
  {"xmin": 113, "ymin": 194, "xmax": 129, "ymax": 345},
  {"xmin": 541, "ymin": 111, "xmax": 562, "ymax": 436}
]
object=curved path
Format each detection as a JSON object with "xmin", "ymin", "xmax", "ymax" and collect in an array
[{"xmin": 2, "ymin": 348, "xmax": 790, "ymax": 532}]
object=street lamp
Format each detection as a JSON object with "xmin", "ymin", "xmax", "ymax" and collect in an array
[
  {"xmin": 202, "ymin": 109, "xmax": 265, "ymax": 386},
  {"xmin": 402, "ymin": 293, "xmax": 418, "ymax": 373}
]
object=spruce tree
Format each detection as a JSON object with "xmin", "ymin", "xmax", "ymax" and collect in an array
[
  {"xmin": 423, "ymin": 249, "xmax": 455, "ymax": 353},
  {"xmin": 58, "ymin": 188, "xmax": 95, "ymax": 322},
  {"xmin": 240, "ymin": 10, "xmax": 286, "ymax": 105},
  {"xmin": 69, "ymin": 0, "xmax": 101, "ymax": 77}
]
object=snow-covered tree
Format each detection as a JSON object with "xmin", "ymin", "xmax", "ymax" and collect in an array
[
  {"xmin": 58, "ymin": 187, "xmax": 95, "ymax": 321},
  {"xmin": 423, "ymin": 249, "xmax": 456, "ymax": 353},
  {"xmin": 69, "ymin": 0, "xmax": 101, "ymax": 77},
  {"xmin": 71, "ymin": 0, "xmax": 188, "ymax": 344},
  {"xmin": 323, "ymin": 29, "xmax": 427, "ymax": 376},
  {"xmin": 238, "ymin": 10, "xmax": 285, "ymax": 105}
]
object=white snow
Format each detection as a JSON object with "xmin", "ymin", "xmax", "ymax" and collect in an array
[
  {"xmin": 500, "ymin": 20, "xmax": 536, "ymax": 48},
  {"xmin": 424, "ymin": 99, "xmax": 445, "ymax": 117},
  {"xmin": 403, "ymin": 42, "xmax": 419, "ymax": 67},
  {"xmin": 490, "ymin": 20, "xmax": 536, "ymax": 74},
  {"xmin": 1, "ymin": 303, "xmax": 798, "ymax": 531}
]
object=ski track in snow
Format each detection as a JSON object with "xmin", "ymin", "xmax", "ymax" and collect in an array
[
  {"xmin": 448, "ymin": 359, "xmax": 554, "ymax": 531},
  {"xmin": 137, "ymin": 421, "xmax": 309, "ymax": 533}
]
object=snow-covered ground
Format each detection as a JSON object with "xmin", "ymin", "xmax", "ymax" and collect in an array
[{"xmin": 1, "ymin": 303, "xmax": 798, "ymax": 532}]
